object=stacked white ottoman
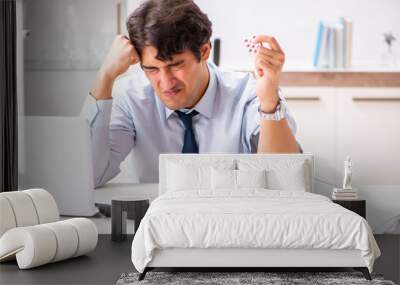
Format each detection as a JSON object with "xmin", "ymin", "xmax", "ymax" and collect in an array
[{"xmin": 0, "ymin": 189, "xmax": 98, "ymax": 269}]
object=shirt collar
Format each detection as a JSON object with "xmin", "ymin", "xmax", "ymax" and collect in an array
[{"xmin": 165, "ymin": 62, "xmax": 217, "ymax": 120}]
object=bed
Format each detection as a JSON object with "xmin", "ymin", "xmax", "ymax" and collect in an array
[{"xmin": 131, "ymin": 154, "xmax": 381, "ymax": 281}]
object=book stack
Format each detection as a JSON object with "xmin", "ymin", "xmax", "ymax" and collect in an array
[
  {"xmin": 313, "ymin": 17, "xmax": 353, "ymax": 69},
  {"xmin": 332, "ymin": 187, "xmax": 358, "ymax": 200}
]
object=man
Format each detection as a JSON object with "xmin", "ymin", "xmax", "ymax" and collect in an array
[{"xmin": 81, "ymin": 0, "xmax": 301, "ymax": 187}]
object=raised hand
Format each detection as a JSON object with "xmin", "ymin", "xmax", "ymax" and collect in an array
[
  {"xmin": 92, "ymin": 35, "xmax": 140, "ymax": 100},
  {"xmin": 248, "ymin": 35, "xmax": 285, "ymax": 113},
  {"xmin": 99, "ymin": 35, "xmax": 140, "ymax": 81}
]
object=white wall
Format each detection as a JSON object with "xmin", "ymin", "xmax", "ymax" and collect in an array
[
  {"xmin": 25, "ymin": 71, "xmax": 96, "ymax": 116},
  {"xmin": 195, "ymin": 0, "xmax": 400, "ymax": 68},
  {"xmin": 23, "ymin": 0, "xmax": 115, "ymax": 116},
  {"xmin": 23, "ymin": 0, "xmax": 400, "ymax": 115}
]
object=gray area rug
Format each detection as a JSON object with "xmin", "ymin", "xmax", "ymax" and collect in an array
[{"xmin": 116, "ymin": 271, "xmax": 396, "ymax": 285}]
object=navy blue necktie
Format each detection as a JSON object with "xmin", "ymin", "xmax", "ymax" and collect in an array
[{"xmin": 176, "ymin": 110, "xmax": 199, "ymax": 153}]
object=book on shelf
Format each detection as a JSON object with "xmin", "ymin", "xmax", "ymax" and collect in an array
[
  {"xmin": 313, "ymin": 17, "xmax": 352, "ymax": 69},
  {"xmin": 332, "ymin": 196, "xmax": 359, "ymax": 200},
  {"xmin": 333, "ymin": 192, "xmax": 358, "ymax": 197},
  {"xmin": 335, "ymin": 23, "xmax": 345, "ymax": 68},
  {"xmin": 334, "ymin": 190, "xmax": 357, "ymax": 193},
  {"xmin": 313, "ymin": 21, "xmax": 324, "ymax": 67},
  {"xmin": 328, "ymin": 25, "xmax": 336, "ymax": 68},
  {"xmin": 333, "ymin": 187, "xmax": 358, "ymax": 193},
  {"xmin": 342, "ymin": 17, "xmax": 353, "ymax": 68},
  {"xmin": 332, "ymin": 193, "xmax": 359, "ymax": 199},
  {"xmin": 332, "ymin": 187, "xmax": 358, "ymax": 200}
]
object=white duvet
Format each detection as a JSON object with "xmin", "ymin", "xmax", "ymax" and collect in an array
[{"xmin": 131, "ymin": 190, "xmax": 380, "ymax": 273}]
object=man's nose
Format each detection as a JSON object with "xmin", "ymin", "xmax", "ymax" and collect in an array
[{"xmin": 159, "ymin": 69, "xmax": 177, "ymax": 90}]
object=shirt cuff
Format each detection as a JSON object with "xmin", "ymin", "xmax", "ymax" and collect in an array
[{"xmin": 80, "ymin": 94, "xmax": 113, "ymax": 127}]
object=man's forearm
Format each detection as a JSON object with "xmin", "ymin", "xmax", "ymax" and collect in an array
[
  {"xmin": 80, "ymin": 93, "xmax": 120, "ymax": 188},
  {"xmin": 91, "ymin": 70, "xmax": 115, "ymax": 100},
  {"xmin": 257, "ymin": 119, "xmax": 300, "ymax": 153}
]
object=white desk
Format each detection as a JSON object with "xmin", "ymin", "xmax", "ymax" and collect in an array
[{"xmin": 94, "ymin": 183, "xmax": 158, "ymax": 204}]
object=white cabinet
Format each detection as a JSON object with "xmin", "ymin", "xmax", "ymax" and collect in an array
[
  {"xmin": 282, "ymin": 87, "xmax": 400, "ymax": 187},
  {"xmin": 282, "ymin": 87, "xmax": 337, "ymax": 185},
  {"xmin": 336, "ymin": 88, "xmax": 400, "ymax": 186}
]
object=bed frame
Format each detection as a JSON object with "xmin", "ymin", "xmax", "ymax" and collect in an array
[
  {"xmin": 138, "ymin": 154, "xmax": 372, "ymax": 281},
  {"xmin": 140, "ymin": 248, "xmax": 371, "ymax": 280}
]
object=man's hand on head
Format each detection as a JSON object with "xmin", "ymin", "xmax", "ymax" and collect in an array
[
  {"xmin": 252, "ymin": 35, "xmax": 285, "ymax": 113},
  {"xmin": 99, "ymin": 34, "xmax": 140, "ymax": 82},
  {"xmin": 91, "ymin": 35, "xmax": 140, "ymax": 100}
]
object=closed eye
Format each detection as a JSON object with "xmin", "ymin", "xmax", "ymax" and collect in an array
[
  {"xmin": 141, "ymin": 60, "xmax": 185, "ymax": 73},
  {"xmin": 167, "ymin": 60, "xmax": 185, "ymax": 69},
  {"xmin": 142, "ymin": 66, "xmax": 159, "ymax": 73}
]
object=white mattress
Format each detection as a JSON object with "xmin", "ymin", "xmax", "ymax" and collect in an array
[{"xmin": 131, "ymin": 190, "xmax": 380, "ymax": 273}]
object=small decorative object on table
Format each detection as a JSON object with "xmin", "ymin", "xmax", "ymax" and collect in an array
[
  {"xmin": 332, "ymin": 155, "xmax": 358, "ymax": 200},
  {"xmin": 112, "ymin": 196, "xmax": 150, "ymax": 242}
]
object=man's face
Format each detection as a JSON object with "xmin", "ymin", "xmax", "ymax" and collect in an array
[{"xmin": 140, "ymin": 44, "xmax": 210, "ymax": 110}]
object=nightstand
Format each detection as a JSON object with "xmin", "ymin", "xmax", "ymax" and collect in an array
[{"xmin": 332, "ymin": 199, "xmax": 366, "ymax": 218}]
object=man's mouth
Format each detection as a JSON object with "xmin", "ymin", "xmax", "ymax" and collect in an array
[{"xmin": 163, "ymin": 88, "xmax": 181, "ymax": 97}]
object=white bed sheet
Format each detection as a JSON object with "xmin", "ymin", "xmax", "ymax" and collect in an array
[{"xmin": 131, "ymin": 189, "xmax": 380, "ymax": 273}]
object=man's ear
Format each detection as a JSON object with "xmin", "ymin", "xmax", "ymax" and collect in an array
[{"xmin": 200, "ymin": 42, "xmax": 211, "ymax": 61}]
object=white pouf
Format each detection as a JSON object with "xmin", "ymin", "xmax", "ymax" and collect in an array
[{"xmin": 0, "ymin": 189, "xmax": 98, "ymax": 269}]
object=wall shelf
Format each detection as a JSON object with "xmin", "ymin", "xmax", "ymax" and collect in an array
[
  {"xmin": 221, "ymin": 65, "xmax": 400, "ymax": 87},
  {"xmin": 280, "ymin": 71, "xmax": 400, "ymax": 87}
]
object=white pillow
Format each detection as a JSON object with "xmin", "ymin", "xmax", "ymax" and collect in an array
[
  {"xmin": 236, "ymin": 169, "xmax": 267, "ymax": 189},
  {"xmin": 237, "ymin": 158, "xmax": 309, "ymax": 191},
  {"xmin": 211, "ymin": 168, "xmax": 267, "ymax": 190},
  {"xmin": 211, "ymin": 168, "xmax": 236, "ymax": 190},
  {"xmin": 267, "ymin": 162, "xmax": 308, "ymax": 191},
  {"xmin": 167, "ymin": 160, "xmax": 235, "ymax": 192}
]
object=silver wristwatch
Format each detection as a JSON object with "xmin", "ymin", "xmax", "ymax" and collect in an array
[{"xmin": 258, "ymin": 100, "xmax": 286, "ymax": 121}]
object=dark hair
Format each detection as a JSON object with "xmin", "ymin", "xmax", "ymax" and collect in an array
[{"xmin": 126, "ymin": 0, "xmax": 212, "ymax": 62}]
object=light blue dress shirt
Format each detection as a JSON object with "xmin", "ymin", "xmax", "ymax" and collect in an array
[{"xmin": 81, "ymin": 62, "xmax": 298, "ymax": 187}]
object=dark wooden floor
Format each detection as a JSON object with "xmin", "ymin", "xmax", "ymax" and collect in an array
[
  {"xmin": 1, "ymin": 234, "xmax": 398, "ymax": 284},
  {"xmin": 0, "ymin": 235, "xmax": 134, "ymax": 285}
]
